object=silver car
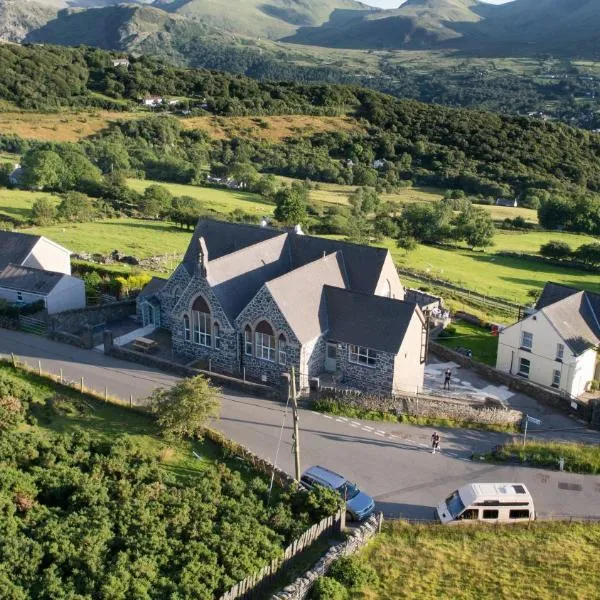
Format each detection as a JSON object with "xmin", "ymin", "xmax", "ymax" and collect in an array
[{"xmin": 300, "ymin": 465, "xmax": 375, "ymax": 521}]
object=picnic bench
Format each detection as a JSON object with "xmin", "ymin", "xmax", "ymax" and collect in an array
[{"xmin": 132, "ymin": 337, "xmax": 158, "ymax": 353}]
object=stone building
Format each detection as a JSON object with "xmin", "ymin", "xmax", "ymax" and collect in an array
[{"xmin": 138, "ymin": 219, "xmax": 427, "ymax": 395}]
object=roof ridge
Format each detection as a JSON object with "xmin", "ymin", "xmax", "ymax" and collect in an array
[
  {"xmin": 2, "ymin": 263, "xmax": 64, "ymax": 277},
  {"xmin": 583, "ymin": 292, "xmax": 600, "ymax": 334},
  {"xmin": 265, "ymin": 251, "xmax": 343, "ymax": 288},
  {"xmin": 324, "ymin": 283, "xmax": 417, "ymax": 307},
  {"xmin": 207, "ymin": 232, "xmax": 288, "ymax": 266}
]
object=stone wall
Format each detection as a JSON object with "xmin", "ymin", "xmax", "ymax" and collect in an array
[
  {"xmin": 49, "ymin": 300, "xmax": 136, "ymax": 334},
  {"xmin": 271, "ymin": 514, "xmax": 381, "ymax": 600},
  {"xmin": 335, "ymin": 342, "xmax": 395, "ymax": 396},
  {"xmin": 316, "ymin": 388, "xmax": 523, "ymax": 426},
  {"xmin": 430, "ymin": 342, "xmax": 593, "ymax": 421}
]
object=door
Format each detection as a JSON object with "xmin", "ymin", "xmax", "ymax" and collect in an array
[{"xmin": 325, "ymin": 343, "xmax": 337, "ymax": 373}]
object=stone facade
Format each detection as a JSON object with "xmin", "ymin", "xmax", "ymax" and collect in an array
[{"xmin": 334, "ymin": 342, "xmax": 396, "ymax": 395}]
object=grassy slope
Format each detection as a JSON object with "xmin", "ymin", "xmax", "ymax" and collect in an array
[
  {"xmin": 436, "ymin": 320, "xmax": 498, "ymax": 365},
  {"xmin": 0, "ymin": 188, "xmax": 57, "ymax": 222},
  {"xmin": 355, "ymin": 521, "xmax": 600, "ymax": 600}
]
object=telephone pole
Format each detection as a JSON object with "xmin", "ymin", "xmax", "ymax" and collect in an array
[{"xmin": 290, "ymin": 365, "xmax": 301, "ymax": 482}]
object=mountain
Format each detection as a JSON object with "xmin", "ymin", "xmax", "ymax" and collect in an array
[{"xmin": 0, "ymin": 0, "xmax": 61, "ymax": 42}]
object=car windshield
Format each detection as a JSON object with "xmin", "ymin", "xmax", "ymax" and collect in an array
[
  {"xmin": 337, "ymin": 482, "xmax": 360, "ymax": 501},
  {"xmin": 446, "ymin": 491, "xmax": 466, "ymax": 519}
]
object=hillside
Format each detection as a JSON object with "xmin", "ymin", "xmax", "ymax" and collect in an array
[{"xmin": 0, "ymin": 0, "xmax": 59, "ymax": 42}]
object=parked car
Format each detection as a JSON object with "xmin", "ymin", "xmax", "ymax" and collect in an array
[{"xmin": 300, "ymin": 465, "xmax": 375, "ymax": 521}]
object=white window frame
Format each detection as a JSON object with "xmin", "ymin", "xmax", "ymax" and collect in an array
[
  {"xmin": 556, "ymin": 343, "xmax": 565, "ymax": 362},
  {"xmin": 183, "ymin": 314, "xmax": 191, "ymax": 341},
  {"xmin": 244, "ymin": 328, "xmax": 253, "ymax": 356},
  {"xmin": 348, "ymin": 345, "xmax": 377, "ymax": 368},
  {"xmin": 518, "ymin": 357, "xmax": 531, "ymax": 378},
  {"xmin": 552, "ymin": 369, "xmax": 561, "ymax": 388},
  {"xmin": 192, "ymin": 310, "xmax": 211, "ymax": 347},
  {"xmin": 520, "ymin": 331, "xmax": 533, "ymax": 351},
  {"xmin": 279, "ymin": 336, "xmax": 287, "ymax": 366},
  {"xmin": 255, "ymin": 332, "xmax": 276, "ymax": 362},
  {"xmin": 214, "ymin": 323, "xmax": 221, "ymax": 349}
]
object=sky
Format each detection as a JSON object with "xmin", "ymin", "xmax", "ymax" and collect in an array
[{"xmin": 362, "ymin": 0, "xmax": 511, "ymax": 7}]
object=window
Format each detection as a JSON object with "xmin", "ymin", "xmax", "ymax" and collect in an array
[
  {"xmin": 214, "ymin": 323, "xmax": 221, "ymax": 349},
  {"xmin": 556, "ymin": 343, "xmax": 565, "ymax": 362},
  {"xmin": 520, "ymin": 331, "xmax": 533, "ymax": 351},
  {"xmin": 17, "ymin": 292, "xmax": 23, "ymax": 302},
  {"xmin": 255, "ymin": 321, "xmax": 276, "ymax": 362},
  {"xmin": 552, "ymin": 369, "xmax": 561, "ymax": 388},
  {"xmin": 385, "ymin": 279, "xmax": 392, "ymax": 299},
  {"xmin": 518, "ymin": 357, "xmax": 531, "ymax": 378},
  {"xmin": 183, "ymin": 314, "xmax": 191, "ymax": 341},
  {"xmin": 459, "ymin": 509, "xmax": 479, "ymax": 521},
  {"xmin": 348, "ymin": 345, "xmax": 377, "ymax": 367},
  {"xmin": 244, "ymin": 325, "xmax": 253, "ymax": 356},
  {"xmin": 191, "ymin": 296, "xmax": 211, "ymax": 347},
  {"xmin": 482, "ymin": 509, "xmax": 499, "ymax": 520},
  {"xmin": 509, "ymin": 509, "xmax": 530, "ymax": 520},
  {"xmin": 278, "ymin": 334, "xmax": 287, "ymax": 365}
]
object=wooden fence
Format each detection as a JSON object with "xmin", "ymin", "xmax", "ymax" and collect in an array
[{"xmin": 218, "ymin": 509, "xmax": 344, "ymax": 600}]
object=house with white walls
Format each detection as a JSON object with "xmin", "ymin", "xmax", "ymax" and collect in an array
[{"xmin": 496, "ymin": 283, "xmax": 600, "ymax": 398}]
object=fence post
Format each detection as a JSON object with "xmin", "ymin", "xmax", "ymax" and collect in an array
[
  {"xmin": 11, "ymin": 352, "xmax": 16, "ymax": 367},
  {"xmin": 59, "ymin": 368, "xmax": 63, "ymax": 384},
  {"xmin": 378, "ymin": 512, "xmax": 384, "ymax": 533},
  {"xmin": 38, "ymin": 360, "xmax": 42, "ymax": 375},
  {"xmin": 105, "ymin": 386, "xmax": 108, "ymax": 402},
  {"xmin": 81, "ymin": 377, "xmax": 84, "ymax": 393},
  {"xmin": 130, "ymin": 394, "xmax": 133, "ymax": 408}
]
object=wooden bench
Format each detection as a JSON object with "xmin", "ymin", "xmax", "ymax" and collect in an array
[{"xmin": 132, "ymin": 337, "xmax": 158, "ymax": 353}]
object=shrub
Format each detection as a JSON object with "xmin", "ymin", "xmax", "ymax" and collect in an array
[
  {"xmin": 0, "ymin": 396, "xmax": 24, "ymax": 431},
  {"xmin": 329, "ymin": 556, "xmax": 379, "ymax": 590},
  {"xmin": 540, "ymin": 240, "xmax": 572, "ymax": 260},
  {"xmin": 309, "ymin": 577, "xmax": 348, "ymax": 600}
]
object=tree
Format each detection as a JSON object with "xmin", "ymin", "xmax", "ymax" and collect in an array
[
  {"xmin": 141, "ymin": 184, "xmax": 173, "ymax": 218},
  {"xmin": 31, "ymin": 197, "xmax": 57, "ymax": 225},
  {"xmin": 149, "ymin": 375, "xmax": 221, "ymax": 440},
  {"xmin": 254, "ymin": 174, "xmax": 279, "ymax": 199},
  {"xmin": 274, "ymin": 183, "xmax": 308, "ymax": 226},
  {"xmin": 457, "ymin": 208, "xmax": 495, "ymax": 250},
  {"xmin": 56, "ymin": 146, "xmax": 102, "ymax": 191},
  {"xmin": 21, "ymin": 149, "xmax": 65, "ymax": 190},
  {"xmin": 57, "ymin": 192, "xmax": 96, "ymax": 222},
  {"xmin": 540, "ymin": 240, "xmax": 572, "ymax": 260},
  {"xmin": 574, "ymin": 243, "xmax": 600, "ymax": 266}
]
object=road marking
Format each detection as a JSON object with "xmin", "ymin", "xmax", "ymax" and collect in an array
[
  {"xmin": 419, "ymin": 443, "xmax": 429, "ymax": 448},
  {"xmin": 446, "ymin": 452, "xmax": 458, "ymax": 457},
  {"xmin": 361, "ymin": 427, "xmax": 372, "ymax": 432},
  {"xmin": 351, "ymin": 423, "xmax": 360, "ymax": 428},
  {"xmin": 363, "ymin": 426, "xmax": 374, "ymax": 431},
  {"xmin": 351, "ymin": 421, "xmax": 361, "ymax": 426},
  {"xmin": 311, "ymin": 411, "xmax": 320, "ymax": 415},
  {"xmin": 323, "ymin": 415, "xmax": 333, "ymax": 419},
  {"xmin": 376, "ymin": 430, "xmax": 386, "ymax": 435},
  {"xmin": 338, "ymin": 417, "xmax": 348, "ymax": 422},
  {"xmin": 374, "ymin": 431, "xmax": 385, "ymax": 436}
]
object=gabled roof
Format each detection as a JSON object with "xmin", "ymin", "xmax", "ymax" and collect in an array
[
  {"xmin": 0, "ymin": 231, "xmax": 42, "ymax": 270},
  {"xmin": 540, "ymin": 291, "xmax": 600, "ymax": 355},
  {"xmin": 535, "ymin": 282, "xmax": 583, "ymax": 310},
  {"xmin": 0, "ymin": 264, "xmax": 65, "ymax": 295},
  {"xmin": 138, "ymin": 276, "xmax": 167, "ymax": 299},
  {"xmin": 208, "ymin": 234, "xmax": 290, "ymax": 322},
  {"xmin": 265, "ymin": 252, "xmax": 347, "ymax": 343},
  {"xmin": 325, "ymin": 286, "xmax": 423, "ymax": 354}
]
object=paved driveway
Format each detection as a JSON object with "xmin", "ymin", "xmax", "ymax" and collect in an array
[{"xmin": 1, "ymin": 330, "xmax": 599, "ymax": 520}]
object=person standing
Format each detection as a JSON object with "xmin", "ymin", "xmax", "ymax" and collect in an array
[
  {"xmin": 443, "ymin": 368, "xmax": 452, "ymax": 390},
  {"xmin": 431, "ymin": 432, "xmax": 440, "ymax": 454}
]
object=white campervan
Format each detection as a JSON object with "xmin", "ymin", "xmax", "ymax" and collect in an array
[{"xmin": 436, "ymin": 483, "xmax": 535, "ymax": 524}]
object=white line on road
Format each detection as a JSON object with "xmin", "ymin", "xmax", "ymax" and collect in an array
[
  {"xmin": 361, "ymin": 427, "xmax": 372, "ymax": 432},
  {"xmin": 363, "ymin": 426, "xmax": 374, "ymax": 431},
  {"xmin": 323, "ymin": 415, "xmax": 333, "ymax": 419},
  {"xmin": 351, "ymin": 421, "xmax": 361, "ymax": 426},
  {"xmin": 374, "ymin": 432, "xmax": 385, "ymax": 436},
  {"xmin": 376, "ymin": 430, "xmax": 386, "ymax": 435},
  {"xmin": 351, "ymin": 423, "xmax": 360, "ymax": 428}
]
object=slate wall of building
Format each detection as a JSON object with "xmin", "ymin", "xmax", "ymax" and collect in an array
[
  {"xmin": 335, "ymin": 342, "xmax": 396, "ymax": 395},
  {"xmin": 235, "ymin": 286, "xmax": 301, "ymax": 386}
]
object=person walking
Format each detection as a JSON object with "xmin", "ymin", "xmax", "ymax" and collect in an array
[
  {"xmin": 443, "ymin": 368, "xmax": 452, "ymax": 390},
  {"xmin": 431, "ymin": 432, "xmax": 440, "ymax": 454}
]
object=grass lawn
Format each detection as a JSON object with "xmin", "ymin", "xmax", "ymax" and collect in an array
[
  {"xmin": 0, "ymin": 363, "xmax": 221, "ymax": 482},
  {"xmin": 353, "ymin": 521, "xmax": 600, "ymax": 600},
  {"xmin": 127, "ymin": 178, "xmax": 274, "ymax": 216},
  {"xmin": 494, "ymin": 230, "xmax": 598, "ymax": 254},
  {"xmin": 27, "ymin": 218, "xmax": 192, "ymax": 258},
  {"xmin": 0, "ymin": 188, "xmax": 58, "ymax": 222},
  {"xmin": 436, "ymin": 320, "xmax": 498, "ymax": 366},
  {"xmin": 489, "ymin": 441, "xmax": 600, "ymax": 475}
]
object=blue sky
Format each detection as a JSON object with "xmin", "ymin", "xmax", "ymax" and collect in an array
[{"xmin": 362, "ymin": 0, "xmax": 511, "ymax": 7}]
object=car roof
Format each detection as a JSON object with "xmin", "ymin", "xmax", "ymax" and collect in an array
[
  {"xmin": 459, "ymin": 483, "xmax": 533, "ymax": 505},
  {"xmin": 302, "ymin": 465, "xmax": 347, "ymax": 489}
]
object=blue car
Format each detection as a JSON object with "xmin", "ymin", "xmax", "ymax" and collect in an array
[{"xmin": 300, "ymin": 465, "xmax": 375, "ymax": 521}]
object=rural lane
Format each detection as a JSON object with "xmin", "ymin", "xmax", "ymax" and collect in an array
[{"xmin": 1, "ymin": 330, "xmax": 600, "ymax": 520}]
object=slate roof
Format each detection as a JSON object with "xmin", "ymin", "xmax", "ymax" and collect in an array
[
  {"xmin": 208, "ymin": 234, "xmax": 290, "ymax": 322},
  {"xmin": 0, "ymin": 264, "xmax": 64, "ymax": 294},
  {"xmin": 535, "ymin": 282, "xmax": 583, "ymax": 310},
  {"xmin": 138, "ymin": 276, "xmax": 167, "ymax": 299},
  {"xmin": 325, "ymin": 286, "xmax": 423, "ymax": 354},
  {"xmin": 538, "ymin": 287, "xmax": 600, "ymax": 355},
  {"xmin": 0, "ymin": 231, "xmax": 42, "ymax": 270},
  {"xmin": 265, "ymin": 252, "xmax": 347, "ymax": 343}
]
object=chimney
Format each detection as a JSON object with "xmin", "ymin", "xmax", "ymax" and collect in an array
[
  {"xmin": 197, "ymin": 236, "xmax": 209, "ymax": 278},
  {"xmin": 294, "ymin": 224, "xmax": 304, "ymax": 235}
]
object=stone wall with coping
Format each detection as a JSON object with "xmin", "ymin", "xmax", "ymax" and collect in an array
[
  {"xmin": 271, "ymin": 514, "xmax": 381, "ymax": 600},
  {"xmin": 49, "ymin": 300, "xmax": 136, "ymax": 334},
  {"xmin": 430, "ymin": 342, "xmax": 593, "ymax": 421}
]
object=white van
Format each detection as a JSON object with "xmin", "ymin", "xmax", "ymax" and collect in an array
[{"xmin": 436, "ymin": 483, "xmax": 535, "ymax": 524}]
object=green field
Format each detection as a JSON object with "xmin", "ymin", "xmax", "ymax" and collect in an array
[
  {"xmin": 0, "ymin": 188, "xmax": 57, "ymax": 222},
  {"xmin": 353, "ymin": 521, "xmax": 600, "ymax": 600},
  {"xmin": 127, "ymin": 178, "xmax": 274, "ymax": 216},
  {"xmin": 437, "ymin": 320, "xmax": 498, "ymax": 365}
]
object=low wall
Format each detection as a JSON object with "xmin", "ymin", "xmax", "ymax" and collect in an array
[
  {"xmin": 430, "ymin": 343, "xmax": 592, "ymax": 421},
  {"xmin": 316, "ymin": 388, "xmax": 522, "ymax": 427},
  {"xmin": 272, "ymin": 514, "xmax": 381, "ymax": 600},
  {"xmin": 48, "ymin": 300, "xmax": 136, "ymax": 334},
  {"xmin": 105, "ymin": 339, "xmax": 281, "ymax": 401},
  {"xmin": 48, "ymin": 330, "xmax": 92, "ymax": 349}
]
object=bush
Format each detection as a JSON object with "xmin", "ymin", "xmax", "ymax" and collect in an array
[
  {"xmin": 0, "ymin": 396, "xmax": 24, "ymax": 431},
  {"xmin": 540, "ymin": 240, "xmax": 572, "ymax": 260},
  {"xmin": 438, "ymin": 325, "xmax": 457, "ymax": 338},
  {"xmin": 329, "ymin": 556, "xmax": 379, "ymax": 590},
  {"xmin": 309, "ymin": 576, "xmax": 348, "ymax": 600}
]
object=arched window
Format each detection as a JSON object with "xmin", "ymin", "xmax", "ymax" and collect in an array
[
  {"xmin": 191, "ymin": 296, "xmax": 211, "ymax": 347},
  {"xmin": 244, "ymin": 325, "xmax": 253, "ymax": 356},
  {"xmin": 183, "ymin": 314, "xmax": 191, "ymax": 341},
  {"xmin": 278, "ymin": 334, "xmax": 287, "ymax": 365},
  {"xmin": 385, "ymin": 279, "xmax": 392, "ymax": 299},
  {"xmin": 255, "ymin": 320, "xmax": 276, "ymax": 362},
  {"xmin": 214, "ymin": 322, "xmax": 221, "ymax": 349}
]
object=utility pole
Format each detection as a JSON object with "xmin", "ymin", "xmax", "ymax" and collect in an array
[{"xmin": 290, "ymin": 365, "xmax": 301, "ymax": 482}]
